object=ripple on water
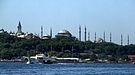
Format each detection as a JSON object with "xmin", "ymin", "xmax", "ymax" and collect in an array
[{"xmin": 0, "ymin": 62, "xmax": 135, "ymax": 75}]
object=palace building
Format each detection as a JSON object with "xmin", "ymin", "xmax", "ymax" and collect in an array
[{"xmin": 10, "ymin": 21, "xmax": 39, "ymax": 39}]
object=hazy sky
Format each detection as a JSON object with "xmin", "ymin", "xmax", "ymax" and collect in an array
[{"xmin": 0, "ymin": 0, "xmax": 135, "ymax": 45}]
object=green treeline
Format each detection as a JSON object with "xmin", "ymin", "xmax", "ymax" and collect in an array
[{"xmin": 0, "ymin": 32, "xmax": 135, "ymax": 61}]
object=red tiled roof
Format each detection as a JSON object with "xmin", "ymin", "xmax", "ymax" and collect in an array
[
  {"xmin": 128, "ymin": 55, "xmax": 135, "ymax": 57},
  {"xmin": 80, "ymin": 53, "xmax": 89, "ymax": 55}
]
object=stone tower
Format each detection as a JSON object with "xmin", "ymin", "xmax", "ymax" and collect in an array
[
  {"xmin": 17, "ymin": 21, "xmax": 22, "ymax": 34},
  {"xmin": 84, "ymin": 26, "xmax": 86, "ymax": 41},
  {"xmin": 79, "ymin": 25, "xmax": 81, "ymax": 41}
]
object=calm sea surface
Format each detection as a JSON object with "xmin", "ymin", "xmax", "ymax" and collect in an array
[{"xmin": 0, "ymin": 62, "xmax": 135, "ymax": 75}]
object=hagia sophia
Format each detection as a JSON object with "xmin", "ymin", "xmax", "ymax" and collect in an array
[{"xmin": 0, "ymin": 21, "xmax": 130, "ymax": 45}]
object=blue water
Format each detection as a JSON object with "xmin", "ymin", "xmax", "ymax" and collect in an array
[{"xmin": 0, "ymin": 62, "xmax": 135, "ymax": 75}]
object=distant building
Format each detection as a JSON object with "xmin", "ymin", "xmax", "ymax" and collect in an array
[
  {"xmin": 25, "ymin": 32, "xmax": 39, "ymax": 39},
  {"xmin": 55, "ymin": 29, "xmax": 72, "ymax": 37},
  {"xmin": 16, "ymin": 21, "xmax": 23, "ymax": 36},
  {"xmin": 128, "ymin": 55, "xmax": 135, "ymax": 61},
  {"xmin": 9, "ymin": 32, "xmax": 16, "ymax": 36},
  {"xmin": 95, "ymin": 37, "xmax": 104, "ymax": 43},
  {"xmin": 9, "ymin": 21, "xmax": 39, "ymax": 39},
  {"xmin": 42, "ymin": 34, "xmax": 51, "ymax": 40},
  {"xmin": 55, "ymin": 29, "xmax": 76, "ymax": 40},
  {"xmin": 0, "ymin": 29, "xmax": 4, "ymax": 33}
]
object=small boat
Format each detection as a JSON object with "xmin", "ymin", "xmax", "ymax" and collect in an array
[
  {"xmin": 26, "ymin": 57, "xmax": 33, "ymax": 64},
  {"xmin": 26, "ymin": 54, "xmax": 56, "ymax": 64}
]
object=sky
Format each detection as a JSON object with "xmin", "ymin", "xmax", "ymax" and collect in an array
[{"xmin": 0, "ymin": 0, "xmax": 135, "ymax": 45}]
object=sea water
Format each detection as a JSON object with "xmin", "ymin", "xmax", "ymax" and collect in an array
[{"xmin": 0, "ymin": 62, "xmax": 135, "ymax": 75}]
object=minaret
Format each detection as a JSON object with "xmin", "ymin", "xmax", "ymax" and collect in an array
[
  {"xmin": 79, "ymin": 25, "xmax": 81, "ymax": 41},
  {"xmin": 50, "ymin": 27, "xmax": 52, "ymax": 38},
  {"xmin": 121, "ymin": 34, "xmax": 123, "ymax": 45},
  {"xmin": 17, "ymin": 21, "xmax": 22, "ymax": 33},
  {"xmin": 110, "ymin": 32, "xmax": 112, "ymax": 42},
  {"xmin": 88, "ymin": 32, "xmax": 90, "ymax": 41},
  {"xmin": 84, "ymin": 26, "xmax": 86, "ymax": 41},
  {"xmin": 41, "ymin": 26, "xmax": 43, "ymax": 38},
  {"xmin": 103, "ymin": 32, "xmax": 105, "ymax": 42},
  {"xmin": 95, "ymin": 32, "xmax": 96, "ymax": 42},
  {"xmin": 127, "ymin": 35, "xmax": 129, "ymax": 45}
]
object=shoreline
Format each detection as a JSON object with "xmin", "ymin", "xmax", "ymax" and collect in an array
[{"xmin": 0, "ymin": 60, "xmax": 134, "ymax": 64}]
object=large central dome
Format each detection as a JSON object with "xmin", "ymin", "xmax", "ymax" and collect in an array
[
  {"xmin": 55, "ymin": 29, "xmax": 72, "ymax": 37},
  {"xmin": 58, "ymin": 29, "xmax": 70, "ymax": 34}
]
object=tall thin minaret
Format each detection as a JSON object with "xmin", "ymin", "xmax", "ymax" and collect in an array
[
  {"xmin": 103, "ymin": 32, "xmax": 105, "ymax": 42},
  {"xmin": 95, "ymin": 32, "xmax": 96, "ymax": 42},
  {"xmin": 110, "ymin": 32, "xmax": 112, "ymax": 42},
  {"xmin": 88, "ymin": 32, "xmax": 90, "ymax": 41},
  {"xmin": 79, "ymin": 25, "xmax": 81, "ymax": 41},
  {"xmin": 41, "ymin": 26, "xmax": 43, "ymax": 38},
  {"xmin": 50, "ymin": 27, "xmax": 52, "ymax": 38},
  {"xmin": 127, "ymin": 34, "xmax": 129, "ymax": 45},
  {"xmin": 84, "ymin": 26, "xmax": 86, "ymax": 41},
  {"xmin": 121, "ymin": 34, "xmax": 123, "ymax": 45}
]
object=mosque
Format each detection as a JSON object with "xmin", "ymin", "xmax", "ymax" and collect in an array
[
  {"xmin": 14, "ymin": 21, "xmax": 106, "ymax": 42},
  {"xmin": 41, "ymin": 27, "xmax": 76, "ymax": 40},
  {"xmin": 55, "ymin": 29, "xmax": 72, "ymax": 37},
  {"xmin": 8, "ymin": 21, "xmax": 127, "ymax": 44},
  {"xmin": 0, "ymin": 21, "xmax": 132, "ymax": 45},
  {"xmin": 9, "ymin": 21, "xmax": 107, "ymax": 43}
]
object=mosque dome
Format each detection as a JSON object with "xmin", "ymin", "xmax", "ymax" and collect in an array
[
  {"xmin": 95, "ymin": 37, "xmax": 104, "ymax": 43},
  {"xmin": 42, "ymin": 34, "xmax": 51, "ymax": 39},
  {"xmin": 58, "ymin": 29, "xmax": 70, "ymax": 34},
  {"xmin": 55, "ymin": 29, "xmax": 72, "ymax": 37}
]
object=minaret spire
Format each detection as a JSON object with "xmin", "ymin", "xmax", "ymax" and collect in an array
[
  {"xmin": 121, "ymin": 34, "xmax": 123, "ymax": 45},
  {"xmin": 41, "ymin": 26, "xmax": 43, "ymax": 39},
  {"xmin": 103, "ymin": 32, "xmax": 105, "ymax": 42},
  {"xmin": 95, "ymin": 32, "xmax": 96, "ymax": 42},
  {"xmin": 127, "ymin": 34, "xmax": 129, "ymax": 45},
  {"xmin": 88, "ymin": 32, "xmax": 90, "ymax": 41},
  {"xmin": 84, "ymin": 26, "xmax": 86, "ymax": 41},
  {"xmin": 110, "ymin": 32, "xmax": 112, "ymax": 42},
  {"xmin": 50, "ymin": 27, "xmax": 52, "ymax": 38},
  {"xmin": 79, "ymin": 25, "xmax": 81, "ymax": 41}
]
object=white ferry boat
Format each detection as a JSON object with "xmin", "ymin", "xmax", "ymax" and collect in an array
[{"xmin": 26, "ymin": 54, "xmax": 56, "ymax": 64}]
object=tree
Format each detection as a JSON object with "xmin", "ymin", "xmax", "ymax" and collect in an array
[{"xmin": 90, "ymin": 54, "xmax": 97, "ymax": 61}]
